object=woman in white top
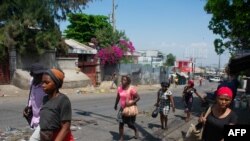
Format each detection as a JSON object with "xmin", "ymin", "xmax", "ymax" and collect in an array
[{"xmin": 155, "ymin": 82, "xmax": 175, "ymax": 129}]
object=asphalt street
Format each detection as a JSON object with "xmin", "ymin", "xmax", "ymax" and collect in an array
[{"xmin": 0, "ymin": 80, "xmax": 219, "ymax": 141}]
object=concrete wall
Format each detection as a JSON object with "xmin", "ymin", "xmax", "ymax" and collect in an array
[
  {"xmin": 12, "ymin": 69, "xmax": 31, "ymax": 89},
  {"xmin": 12, "ymin": 69, "xmax": 92, "ymax": 90},
  {"xmin": 57, "ymin": 57, "xmax": 78, "ymax": 70},
  {"xmin": 16, "ymin": 50, "xmax": 56, "ymax": 70},
  {"xmin": 12, "ymin": 51, "xmax": 92, "ymax": 89},
  {"xmin": 103, "ymin": 63, "xmax": 169, "ymax": 85}
]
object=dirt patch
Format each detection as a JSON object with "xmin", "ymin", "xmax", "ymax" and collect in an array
[{"xmin": 0, "ymin": 85, "xmax": 27, "ymax": 97}]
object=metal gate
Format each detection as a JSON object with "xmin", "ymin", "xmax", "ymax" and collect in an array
[{"xmin": 0, "ymin": 53, "xmax": 10, "ymax": 84}]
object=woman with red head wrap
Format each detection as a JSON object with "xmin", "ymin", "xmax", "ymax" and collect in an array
[
  {"xmin": 188, "ymin": 80, "xmax": 194, "ymax": 87},
  {"xmin": 198, "ymin": 86, "xmax": 237, "ymax": 141},
  {"xmin": 182, "ymin": 79, "xmax": 204, "ymax": 122}
]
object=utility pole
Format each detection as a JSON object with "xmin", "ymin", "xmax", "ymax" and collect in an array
[
  {"xmin": 112, "ymin": 0, "xmax": 116, "ymax": 33},
  {"xmin": 218, "ymin": 54, "xmax": 221, "ymax": 70},
  {"xmin": 217, "ymin": 54, "xmax": 221, "ymax": 75}
]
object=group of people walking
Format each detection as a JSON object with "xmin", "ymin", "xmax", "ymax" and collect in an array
[
  {"xmin": 113, "ymin": 74, "xmax": 238, "ymax": 141},
  {"xmin": 155, "ymin": 78, "xmax": 238, "ymax": 141},
  {"xmin": 24, "ymin": 63, "xmax": 238, "ymax": 141},
  {"xmin": 23, "ymin": 63, "xmax": 74, "ymax": 141}
]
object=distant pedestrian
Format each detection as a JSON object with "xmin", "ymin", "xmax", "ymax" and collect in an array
[
  {"xmin": 23, "ymin": 63, "xmax": 47, "ymax": 141},
  {"xmin": 198, "ymin": 87, "xmax": 237, "ymax": 141},
  {"xmin": 182, "ymin": 80, "xmax": 205, "ymax": 122},
  {"xmin": 199, "ymin": 76, "xmax": 203, "ymax": 86},
  {"xmin": 154, "ymin": 82, "xmax": 175, "ymax": 130},
  {"xmin": 114, "ymin": 75, "xmax": 140, "ymax": 141},
  {"xmin": 110, "ymin": 72, "xmax": 118, "ymax": 89},
  {"xmin": 40, "ymin": 68, "xmax": 74, "ymax": 141}
]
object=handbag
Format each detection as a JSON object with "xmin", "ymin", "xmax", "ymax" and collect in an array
[
  {"xmin": 23, "ymin": 106, "xmax": 33, "ymax": 125},
  {"xmin": 185, "ymin": 106, "xmax": 212, "ymax": 141},
  {"xmin": 122, "ymin": 86, "xmax": 139, "ymax": 117},
  {"xmin": 122, "ymin": 100, "xmax": 138, "ymax": 117},
  {"xmin": 23, "ymin": 85, "xmax": 33, "ymax": 126},
  {"xmin": 151, "ymin": 107, "xmax": 159, "ymax": 118}
]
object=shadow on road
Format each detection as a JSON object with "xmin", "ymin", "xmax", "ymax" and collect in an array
[
  {"xmin": 148, "ymin": 123, "xmax": 161, "ymax": 129},
  {"xmin": 73, "ymin": 108, "xmax": 163, "ymax": 141}
]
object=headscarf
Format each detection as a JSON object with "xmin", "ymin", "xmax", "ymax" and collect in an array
[
  {"xmin": 30, "ymin": 63, "xmax": 46, "ymax": 75},
  {"xmin": 188, "ymin": 80, "xmax": 194, "ymax": 87},
  {"xmin": 161, "ymin": 81, "xmax": 170, "ymax": 87},
  {"xmin": 216, "ymin": 86, "xmax": 233, "ymax": 99},
  {"xmin": 45, "ymin": 68, "xmax": 65, "ymax": 88}
]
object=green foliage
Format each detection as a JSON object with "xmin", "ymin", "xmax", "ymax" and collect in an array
[
  {"xmin": 64, "ymin": 13, "xmax": 134, "ymax": 64},
  {"xmin": 0, "ymin": 0, "xmax": 92, "ymax": 59},
  {"xmin": 0, "ymin": 0, "xmax": 60, "ymax": 55},
  {"xmin": 165, "ymin": 53, "xmax": 176, "ymax": 66},
  {"xmin": 64, "ymin": 13, "xmax": 112, "ymax": 44},
  {"xmin": 120, "ymin": 56, "xmax": 134, "ymax": 64},
  {"xmin": 204, "ymin": 0, "xmax": 250, "ymax": 54},
  {"xmin": 95, "ymin": 26, "xmax": 128, "ymax": 48},
  {"xmin": 64, "ymin": 13, "xmax": 128, "ymax": 48}
]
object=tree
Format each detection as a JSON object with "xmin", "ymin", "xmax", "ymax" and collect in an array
[
  {"xmin": 204, "ymin": 0, "xmax": 250, "ymax": 55},
  {"xmin": 0, "ymin": 0, "xmax": 92, "ymax": 58},
  {"xmin": 64, "ymin": 13, "xmax": 128, "ymax": 46},
  {"xmin": 97, "ymin": 40, "xmax": 135, "ymax": 64},
  {"xmin": 165, "ymin": 53, "xmax": 176, "ymax": 66},
  {"xmin": 95, "ymin": 26, "xmax": 128, "ymax": 48},
  {"xmin": 64, "ymin": 13, "xmax": 112, "ymax": 44},
  {"xmin": 64, "ymin": 13, "xmax": 133, "ymax": 65}
]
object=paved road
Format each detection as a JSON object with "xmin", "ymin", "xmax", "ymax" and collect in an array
[{"xmin": 0, "ymin": 80, "xmax": 219, "ymax": 141}]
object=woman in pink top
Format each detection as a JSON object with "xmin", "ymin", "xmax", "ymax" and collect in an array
[{"xmin": 114, "ymin": 75, "xmax": 140, "ymax": 141}]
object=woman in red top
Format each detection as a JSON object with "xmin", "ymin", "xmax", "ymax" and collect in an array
[{"xmin": 114, "ymin": 75, "xmax": 140, "ymax": 141}]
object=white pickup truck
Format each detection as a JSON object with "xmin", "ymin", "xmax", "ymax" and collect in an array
[{"xmin": 209, "ymin": 77, "xmax": 221, "ymax": 82}]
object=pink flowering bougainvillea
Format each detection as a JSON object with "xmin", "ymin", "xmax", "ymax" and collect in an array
[{"xmin": 97, "ymin": 40, "xmax": 135, "ymax": 65}]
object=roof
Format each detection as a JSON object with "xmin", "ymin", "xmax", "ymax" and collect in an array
[
  {"xmin": 176, "ymin": 60, "xmax": 192, "ymax": 63},
  {"xmin": 124, "ymin": 51, "xmax": 141, "ymax": 56},
  {"xmin": 65, "ymin": 39, "xmax": 97, "ymax": 54},
  {"xmin": 176, "ymin": 72, "xmax": 189, "ymax": 78}
]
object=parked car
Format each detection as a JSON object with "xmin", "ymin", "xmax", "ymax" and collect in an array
[{"xmin": 209, "ymin": 77, "xmax": 221, "ymax": 82}]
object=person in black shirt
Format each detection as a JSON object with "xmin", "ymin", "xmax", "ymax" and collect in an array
[
  {"xmin": 199, "ymin": 87, "xmax": 237, "ymax": 141},
  {"xmin": 183, "ymin": 80, "xmax": 204, "ymax": 122},
  {"xmin": 40, "ymin": 68, "xmax": 74, "ymax": 141}
]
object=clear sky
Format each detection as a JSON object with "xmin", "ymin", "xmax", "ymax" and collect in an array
[{"xmin": 60, "ymin": 0, "xmax": 230, "ymax": 68}]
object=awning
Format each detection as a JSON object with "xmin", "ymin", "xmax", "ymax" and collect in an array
[
  {"xmin": 176, "ymin": 72, "xmax": 189, "ymax": 78},
  {"xmin": 65, "ymin": 39, "xmax": 97, "ymax": 54},
  {"xmin": 228, "ymin": 54, "xmax": 250, "ymax": 74}
]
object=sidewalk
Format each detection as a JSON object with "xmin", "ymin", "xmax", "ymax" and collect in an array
[{"xmin": 0, "ymin": 82, "xmax": 161, "ymax": 98}]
